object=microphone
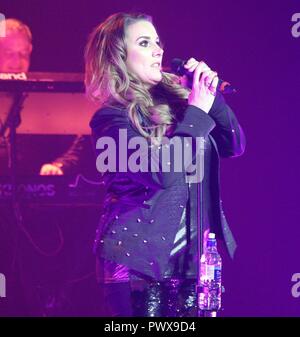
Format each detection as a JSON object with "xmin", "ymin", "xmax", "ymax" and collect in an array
[{"xmin": 171, "ymin": 58, "xmax": 237, "ymax": 94}]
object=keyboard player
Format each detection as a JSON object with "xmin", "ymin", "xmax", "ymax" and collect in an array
[{"xmin": 0, "ymin": 18, "xmax": 100, "ymax": 316}]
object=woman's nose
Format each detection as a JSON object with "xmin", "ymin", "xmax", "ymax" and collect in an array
[{"xmin": 153, "ymin": 45, "xmax": 163, "ymax": 57}]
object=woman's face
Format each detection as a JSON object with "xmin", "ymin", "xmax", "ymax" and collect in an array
[{"xmin": 125, "ymin": 20, "xmax": 163, "ymax": 88}]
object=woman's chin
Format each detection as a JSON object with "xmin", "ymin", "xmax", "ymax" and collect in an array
[
  {"xmin": 144, "ymin": 77, "xmax": 162, "ymax": 89},
  {"xmin": 151, "ymin": 74, "xmax": 163, "ymax": 85}
]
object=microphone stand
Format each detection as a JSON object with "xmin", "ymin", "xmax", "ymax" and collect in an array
[
  {"xmin": 196, "ymin": 166, "xmax": 204, "ymax": 317},
  {"xmin": 194, "ymin": 137, "xmax": 217, "ymax": 318},
  {"xmin": 1, "ymin": 91, "xmax": 28, "ymax": 272},
  {"xmin": 2, "ymin": 91, "xmax": 27, "ymax": 185}
]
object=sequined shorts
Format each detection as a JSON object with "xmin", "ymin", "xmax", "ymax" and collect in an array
[
  {"xmin": 100, "ymin": 278, "xmax": 198, "ymax": 317},
  {"xmin": 97, "ymin": 259, "xmax": 197, "ymax": 317}
]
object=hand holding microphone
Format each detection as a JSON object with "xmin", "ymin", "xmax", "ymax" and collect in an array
[
  {"xmin": 171, "ymin": 57, "xmax": 236, "ymax": 113},
  {"xmin": 185, "ymin": 58, "xmax": 218, "ymax": 113}
]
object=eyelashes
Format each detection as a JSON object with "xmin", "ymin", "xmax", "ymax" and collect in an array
[
  {"xmin": 139, "ymin": 40, "xmax": 163, "ymax": 48},
  {"xmin": 139, "ymin": 40, "xmax": 149, "ymax": 47}
]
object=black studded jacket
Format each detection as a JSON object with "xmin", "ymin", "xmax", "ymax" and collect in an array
[{"xmin": 90, "ymin": 92, "xmax": 246, "ymax": 280}]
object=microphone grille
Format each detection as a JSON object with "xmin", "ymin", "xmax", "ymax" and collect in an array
[{"xmin": 171, "ymin": 58, "xmax": 185, "ymax": 76}]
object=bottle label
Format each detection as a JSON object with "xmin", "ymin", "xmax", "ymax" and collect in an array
[
  {"xmin": 202, "ymin": 265, "xmax": 215, "ymax": 281},
  {"xmin": 201, "ymin": 265, "xmax": 222, "ymax": 282}
]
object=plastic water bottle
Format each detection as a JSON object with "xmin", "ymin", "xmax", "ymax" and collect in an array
[{"xmin": 199, "ymin": 233, "xmax": 222, "ymax": 312}]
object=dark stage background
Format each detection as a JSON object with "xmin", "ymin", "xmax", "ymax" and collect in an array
[{"xmin": 0, "ymin": 0, "xmax": 299, "ymax": 316}]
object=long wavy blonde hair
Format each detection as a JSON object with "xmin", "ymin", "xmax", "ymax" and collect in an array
[{"xmin": 85, "ymin": 12, "xmax": 190, "ymax": 140}]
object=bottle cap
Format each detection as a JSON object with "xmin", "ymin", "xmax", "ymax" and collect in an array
[{"xmin": 208, "ymin": 233, "xmax": 216, "ymax": 239}]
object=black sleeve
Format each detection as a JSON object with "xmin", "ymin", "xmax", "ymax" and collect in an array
[{"xmin": 208, "ymin": 92, "xmax": 246, "ymax": 158}]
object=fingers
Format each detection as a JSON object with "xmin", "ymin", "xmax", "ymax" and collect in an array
[
  {"xmin": 201, "ymin": 70, "xmax": 218, "ymax": 90},
  {"xmin": 187, "ymin": 58, "xmax": 218, "ymax": 112},
  {"xmin": 184, "ymin": 58, "xmax": 200, "ymax": 73},
  {"xmin": 185, "ymin": 57, "xmax": 218, "ymax": 112},
  {"xmin": 184, "ymin": 58, "xmax": 211, "ymax": 83},
  {"xmin": 210, "ymin": 76, "xmax": 219, "ymax": 95},
  {"xmin": 183, "ymin": 58, "xmax": 217, "ymax": 91},
  {"xmin": 192, "ymin": 63, "xmax": 213, "ymax": 89}
]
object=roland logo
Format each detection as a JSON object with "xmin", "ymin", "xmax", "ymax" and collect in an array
[{"xmin": 0, "ymin": 72, "xmax": 27, "ymax": 80}]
